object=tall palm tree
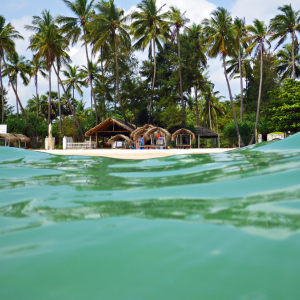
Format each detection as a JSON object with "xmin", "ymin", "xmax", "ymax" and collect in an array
[
  {"xmin": 270, "ymin": 4, "xmax": 300, "ymax": 80},
  {"xmin": 63, "ymin": 64, "xmax": 86, "ymax": 111},
  {"xmin": 169, "ymin": 6, "xmax": 190, "ymax": 128},
  {"xmin": 131, "ymin": 0, "xmax": 169, "ymax": 123},
  {"xmin": 30, "ymin": 57, "xmax": 47, "ymax": 117},
  {"xmin": 2, "ymin": 52, "xmax": 31, "ymax": 118},
  {"xmin": 274, "ymin": 43, "xmax": 300, "ymax": 82},
  {"xmin": 202, "ymin": 8, "xmax": 242, "ymax": 143},
  {"xmin": 244, "ymin": 19, "xmax": 271, "ymax": 145},
  {"xmin": 232, "ymin": 17, "xmax": 247, "ymax": 121},
  {"xmin": 0, "ymin": 15, "xmax": 35, "ymax": 137},
  {"xmin": 57, "ymin": 0, "xmax": 98, "ymax": 124},
  {"xmin": 89, "ymin": 0, "xmax": 131, "ymax": 123},
  {"xmin": 0, "ymin": 59, "xmax": 4, "ymax": 123}
]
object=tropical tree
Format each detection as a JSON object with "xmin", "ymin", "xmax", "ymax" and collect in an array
[
  {"xmin": 0, "ymin": 15, "xmax": 35, "ymax": 137},
  {"xmin": 2, "ymin": 52, "xmax": 31, "ymax": 118},
  {"xmin": 57, "ymin": 0, "xmax": 98, "ymax": 124},
  {"xmin": 202, "ymin": 8, "xmax": 242, "ymax": 144},
  {"xmin": 131, "ymin": 0, "xmax": 169, "ymax": 123},
  {"xmin": 270, "ymin": 4, "xmax": 300, "ymax": 80},
  {"xmin": 274, "ymin": 43, "xmax": 300, "ymax": 82},
  {"xmin": 232, "ymin": 17, "xmax": 247, "ymax": 121},
  {"xmin": 169, "ymin": 6, "xmax": 190, "ymax": 127},
  {"xmin": 244, "ymin": 19, "xmax": 271, "ymax": 144},
  {"xmin": 89, "ymin": 0, "xmax": 131, "ymax": 123},
  {"xmin": 0, "ymin": 59, "xmax": 4, "ymax": 123},
  {"xmin": 30, "ymin": 57, "xmax": 47, "ymax": 116}
]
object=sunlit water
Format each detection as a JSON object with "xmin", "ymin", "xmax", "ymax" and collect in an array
[{"xmin": 1, "ymin": 134, "xmax": 300, "ymax": 300}]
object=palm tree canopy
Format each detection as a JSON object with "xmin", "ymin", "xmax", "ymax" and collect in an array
[
  {"xmin": 243, "ymin": 19, "xmax": 271, "ymax": 56},
  {"xmin": 57, "ymin": 0, "xmax": 95, "ymax": 45},
  {"xmin": 274, "ymin": 43, "xmax": 300, "ymax": 82},
  {"xmin": 0, "ymin": 15, "xmax": 23, "ymax": 57},
  {"xmin": 63, "ymin": 64, "xmax": 86, "ymax": 95},
  {"xmin": 169, "ymin": 6, "xmax": 190, "ymax": 41},
  {"xmin": 202, "ymin": 7, "xmax": 238, "ymax": 58},
  {"xmin": 130, "ymin": 0, "xmax": 169, "ymax": 56},
  {"xmin": 269, "ymin": 4, "xmax": 300, "ymax": 49},
  {"xmin": 30, "ymin": 58, "xmax": 48, "ymax": 81}
]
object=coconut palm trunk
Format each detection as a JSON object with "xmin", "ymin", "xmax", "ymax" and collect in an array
[
  {"xmin": 35, "ymin": 73, "xmax": 39, "ymax": 117},
  {"xmin": 53, "ymin": 64, "xmax": 84, "ymax": 140},
  {"xmin": 84, "ymin": 32, "xmax": 98, "ymax": 124},
  {"xmin": 292, "ymin": 32, "xmax": 296, "ymax": 80},
  {"xmin": 201, "ymin": 94, "xmax": 206, "ymax": 127},
  {"xmin": 100, "ymin": 46, "xmax": 105, "ymax": 121},
  {"xmin": 48, "ymin": 65, "xmax": 51, "ymax": 124},
  {"xmin": 238, "ymin": 43, "xmax": 244, "ymax": 121},
  {"xmin": 222, "ymin": 53, "xmax": 243, "ymax": 144},
  {"xmin": 15, "ymin": 76, "xmax": 19, "ymax": 117},
  {"xmin": 195, "ymin": 84, "xmax": 199, "ymax": 126},
  {"xmin": 149, "ymin": 38, "xmax": 156, "ymax": 124},
  {"xmin": 0, "ymin": 59, "xmax": 4, "ymax": 123},
  {"xmin": 177, "ymin": 30, "xmax": 185, "ymax": 127},
  {"xmin": 114, "ymin": 31, "xmax": 126, "ymax": 123},
  {"xmin": 249, "ymin": 43, "xmax": 263, "ymax": 145},
  {"xmin": 57, "ymin": 61, "xmax": 62, "ymax": 140},
  {"xmin": 2, "ymin": 56, "xmax": 35, "ymax": 138}
]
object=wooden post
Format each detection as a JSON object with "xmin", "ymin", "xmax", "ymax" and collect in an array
[
  {"xmin": 5, "ymin": 139, "xmax": 7, "ymax": 147},
  {"xmin": 255, "ymin": 129, "xmax": 258, "ymax": 144},
  {"xmin": 238, "ymin": 135, "xmax": 241, "ymax": 148},
  {"xmin": 19, "ymin": 140, "xmax": 20, "ymax": 148},
  {"xmin": 218, "ymin": 135, "xmax": 220, "ymax": 148}
]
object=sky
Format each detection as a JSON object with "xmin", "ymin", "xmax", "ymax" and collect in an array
[{"xmin": 1, "ymin": 0, "xmax": 300, "ymax": 112}]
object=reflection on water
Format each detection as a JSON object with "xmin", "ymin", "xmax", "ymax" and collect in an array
[{"xmin": 1, "ymin": 134, "xmax": 300, "ymax": 300}]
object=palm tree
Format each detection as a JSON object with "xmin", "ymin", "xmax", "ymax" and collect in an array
[
  {"xmin": 232, "ymin": 17, "xmax": 247, "ymax": 121},
  {"xmin": 0, "ymin": 59, "xmax": 4, "ymax": 123},
  {"xmin": 169, "ymin": 6, "xmax": 190, "ymax": 127},
  {"xmin": 30, "ymin": 57, "xmax": 47, "ymax": 117},
  {"xmin": 244, "ymin": 19, "xmax": 271, "ymax": 145},
  {"xmin": 0, "ymin": 15, "xmax": 35, "ymax": 137},
  {"xmin": 270, "ymin": 4, "xmax": 300, "ymax": 80},
  {"xmin": 274, "ymin": 43, "xmax": 300, "ymax": 82},
  {"xmin": 131, "ymin": 0, "xmax": 169, "ymax": 123},
  {"xmin": 2, "ymin": 52, "xmax": 31, "ymax": 118},
  {"xmin": 202, "ymin": 8, "xmax": 242, "ymax": 144},
  {"xmin": 89, "ymin": 0, "xmax": 131, "ymax": 123},
  {"xmin": 63, "ymin": 64, "xmax": 86, "ymax": 111},
  {"xmin": 57, "ymin": 0, "xmax": 98, "ymax": 124}
]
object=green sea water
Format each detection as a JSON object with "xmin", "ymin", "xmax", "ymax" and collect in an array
[{"xmin": 1, "ymin": 134, "xmax": 300, "ymax": 300}]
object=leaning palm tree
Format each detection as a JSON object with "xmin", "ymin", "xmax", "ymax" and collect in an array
[
  {"xmin": 244, "ymin": 19, "xmax": 271, "ymax": 145},
  {"xmin": 2, "ymin": 52, "xmax": 31, "ymax": 118},
  {"xmin": 232, "ymin": 17, "xmax": 247, "ymax": 121},
  {"xmin": 274, "ymin": 43, "xmax": 300, "ymax": 82},
  {"xmin": 57, "ymin": 0, "xmax": 98, "ymax": 123},
  {"xmin": 30, "ymin": 57, "xmax": 47, "ymax": 117},
  {"xmin": 202, "ymin": 7, "xmax": 242, "ymax": 144},
  {"xmin": 270, "ymin": 4, "xmax": 300, "ymax": 80},
  {"xmin": 89, "ymin": 0, "xmax": 131, "ymax": 123},
  {"xmin": 131, "ymin": 0, "xmax": 169, "ymax": 123},
  {"xmin": 169, "ymin": 6, "xmax": 190, "ymax": 128},
  {"xmin": 0, "ymin": 15, "xmax": 35, "ymax": 137}
]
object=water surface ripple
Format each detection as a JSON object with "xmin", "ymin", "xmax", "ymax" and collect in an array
[{"xmin": 1, "ymin": 134, "xmax": 300, "ymax": 299}]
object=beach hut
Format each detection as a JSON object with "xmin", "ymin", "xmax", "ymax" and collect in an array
[
  {"xmin": 12, "ymin": 134, "xmax": 30, "ymax": 148},
  {"xmin": 172, "ymin": 129, "xmax": 195, "ymax": 149},
  {"xmin": 107, "ymin": 134, "xmax": 133, "ymax": 149},
  {"xmin": 85, "ymin": 118, "xmax": 135, "ymax": 148},
  {"xmin": 194, "ymin": 126, "xmax": 221, "ymax": 148},
  {"xmin": 0, "ymin": 133, "xmax": 18, "ymax": 147},
  {"xmin": 143, "ymin": 127, "xmax": 171, "ymax": 149}
]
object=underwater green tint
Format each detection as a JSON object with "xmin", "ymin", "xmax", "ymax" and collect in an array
[{"xmin": 1, "ymin": 134, "xmax": 300, "ymax": 300}]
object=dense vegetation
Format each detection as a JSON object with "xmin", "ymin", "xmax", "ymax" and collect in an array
[{"xmin": 1, "ymin": 0, "xmax": 300, "ymax": 146}]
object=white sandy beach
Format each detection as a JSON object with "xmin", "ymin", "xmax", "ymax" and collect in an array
[{"xmin": 35, "ymin": 148, "xmax": 235, "ymax": 160}]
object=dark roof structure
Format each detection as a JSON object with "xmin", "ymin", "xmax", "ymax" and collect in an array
[
  {"xmin": 85, "ymin": 118, "xmax": 135, "ymax": 137},
  {"xmin": 194, "ymin": 126, "xmax": 220, "ymax": 138}
]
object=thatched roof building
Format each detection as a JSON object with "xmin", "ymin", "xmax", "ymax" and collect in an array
[
  {"xmin": 194, "ymin": 126, "xmax": 220, "ymax": 138},
  {"xmin": 85, "ymin": 118, "xmax": 135, "ymax": 139},
  {"xmin": 0, "ymin": 133, "xmax": 18, "ymax": 143},
  {"xmin": 130, "ymin": 124, "xmax": 155, "ymax": 140},
  {"xmin": 107, "ymin": 134, "xmax": 133, "ymax": 146},
  {"xmin": 144, "ymin": 127, "xmax": 171, "ymax": 141},
  {"xmin": 12, "ymin": 134, "xmax": 30, "ymax": 143},
  {"xmin": 172, "ymin": 128, "xmax": 196, "ymax": 142}
]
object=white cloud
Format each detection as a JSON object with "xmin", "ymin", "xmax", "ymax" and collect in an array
[{"xmin": 231, "ymin": 0, "xmax": 300, "ymax": 24}]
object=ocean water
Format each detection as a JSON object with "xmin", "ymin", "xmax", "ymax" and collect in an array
[{"xmin": 0, "ymin": 134, "xmax": 300, "ymax": 300}]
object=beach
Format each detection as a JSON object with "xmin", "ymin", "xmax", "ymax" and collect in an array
[{"xmin": 35, "ymin": 148, "xmax": 235, "ymax": 160}]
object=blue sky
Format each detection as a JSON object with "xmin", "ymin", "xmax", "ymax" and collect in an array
[{"xmin": 2, "ymin": 0, "xmax": 299, "ymax": 111}]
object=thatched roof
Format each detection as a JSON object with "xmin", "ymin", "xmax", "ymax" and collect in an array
[
  {"xmin": 194, "ymin": 126, "xmax": 220, "ymax": 138},
  {"xmin": 0, "ymin": 133, "xmax": 18, "ymax": 143},
  {"xmin": 85, "ymin": 118, "xmax": 135, "ymax": 137},
  {"xmin": 172, "ymin": 128, "xmax": 196, "ymax": 142},
  {"xmin": 130, "ymin": 124, "xmax": 155, "ymax": 139},
  {"xmin": 144, "ymin": 127, "xmax": 171, "ymax": 141},
  {"xmin": 12, "ymin": 134, "xmax": 30, "ymax": 143},
  {"xmin": 107, "ymin": 134, "xmax": 133, "ymax": 146}
]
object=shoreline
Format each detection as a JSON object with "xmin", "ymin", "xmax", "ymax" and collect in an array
[{"xmin": 34, "ymin": 148, "xmax": 235, "ymax": 160}]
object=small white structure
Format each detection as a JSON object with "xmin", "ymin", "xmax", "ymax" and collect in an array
[
  {"xmin": 0, "ymin": 124, "xmax": 7, "ymax": 134},
  {"xmin": 267, "ymin": 133, "xmax": 285, "ymax": 141},
  {"xmin": 45, "ymin": 137, "xmax": 55, "ymax": 150},
  {"xmin": 62, "ymin": 136, "xmax": 96, "ymax": 149}
]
